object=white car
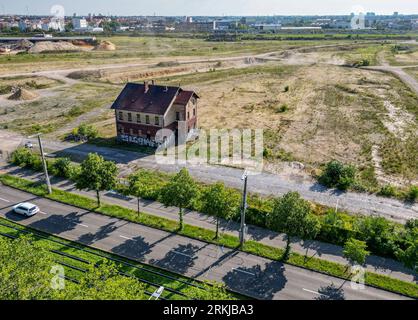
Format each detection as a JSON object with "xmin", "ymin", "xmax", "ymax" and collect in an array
[{"xmin": 13, "ymin": 203, "xmax": 40, "ymax": 217}]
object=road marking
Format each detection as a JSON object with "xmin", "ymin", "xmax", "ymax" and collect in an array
[
  {"xmin": 0, "ymin": 197, "xmax": 10, "ymax": 203},
  {"xmin": 119, "ymin": 235, "xmax": 133, "ymax": 241},
  {"xmin": 173, "ymin": 251, "xmax": 193, "ymax": 258},
  {"xmin": 232, "ymin": 268, "xmax": 256, "ymax": 276},
  {"xmin": 77, "ymin": 223, "xmax": 89, "ymax": 228},
  {"xmin": 303, "ymin": 288, "xmax": 329, "ymax": 297},
  {"xmin": 40, "ymin": 211, "xmax": 48, "ymax": 215}
]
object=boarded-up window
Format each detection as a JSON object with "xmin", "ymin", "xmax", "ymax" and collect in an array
[{"xmin": 118, "ymin": 112, "xmax": 123, "ymax": 121}]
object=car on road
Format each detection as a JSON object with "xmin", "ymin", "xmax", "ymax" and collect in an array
[
  {"xmin": 12, "ymin": 203, "xmax": 40, "ymax": 217},
  {"xmin": 24, "ymin": 141, "xmax": 33, "ymax": 149}
]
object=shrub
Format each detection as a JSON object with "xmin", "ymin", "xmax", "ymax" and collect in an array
[
  {"xmin": 51, "ymin": 158, "xmax": 72, "ymax": 179},
  {"xmin": 406, "ymin": 186, "xmax": 418, "ymax": 203},
  {"xmin": 276, "ymin": 104, "xmax": 288, "ymax": 113},
  {"xmin": 378, "ymin": 185, "xmax": 397, "ymax": 198},
  {"xmin": 284, "ymin": 85, "xmax": 289, "ymax": 92},
  {"xmin": 319, "ymin": 160, "xmax": 357, "ymax": 190},
  {"xmin": 11, "ymin": 148, "xmax": 33, "ymax": 166}
]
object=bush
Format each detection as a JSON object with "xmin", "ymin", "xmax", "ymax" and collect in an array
[
  {"xmin": 319, "ymin": 160, "xmax": 357, "ymax": 190},
  {"xmin": 11, "ymin": 148, "xmax": 33, "ymax": 166},
  {"xmin": 378, "ymin": 185, "xmax": 397, "ymax": 198},
  {"xmin": 406, "ymin": 186, "xmax": 418, "ymax": 203},
  {"xmin": 51, "ymin": 158, "xmax": 72, "ymax": 179}
]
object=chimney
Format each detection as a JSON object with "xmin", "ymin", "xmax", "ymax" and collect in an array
[
  {"xmin": 144, "ymin": 81, "xmax": 149, "ymax": 93},
  {"xmin": 151, "ymin": 79, "xmax": 155, "ymax": 86}
]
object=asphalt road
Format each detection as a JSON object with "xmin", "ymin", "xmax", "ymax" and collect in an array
[{"xmin": 0, "ymin": 184, "xmax": 410, "ymax": 300}]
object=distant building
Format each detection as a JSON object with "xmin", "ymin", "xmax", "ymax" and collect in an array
[
  {"xmin": 253, "ymin": 23, "xmax": 282, "ymax": 31},
  {"xmin": 18, "ymin": 20, "xmax": 27, "ymax": 32},
  {"xmin": 111, "ymin": 82, "xmax": 199, "ymax": 147},
  {"xmin": 72, "ymin": 18, "xmax": 88, "ymax": 31}
]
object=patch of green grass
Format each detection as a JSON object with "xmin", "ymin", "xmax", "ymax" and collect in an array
[{"xmin": 1, "ymin": 174, "xmax": 416, "ymax": 299}]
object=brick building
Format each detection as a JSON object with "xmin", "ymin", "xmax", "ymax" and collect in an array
[{"xmin": 111, "ymin": 81, "xmax": 199, "ymax": 147}]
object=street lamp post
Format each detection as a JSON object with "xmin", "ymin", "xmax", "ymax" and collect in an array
[
  {"xmin": 28, "ymin": 134, "xmax": 52, "ymax": 194},
  {"xmin": 239, "ymin": 171, "xmax": 248, "ymax": 248}
]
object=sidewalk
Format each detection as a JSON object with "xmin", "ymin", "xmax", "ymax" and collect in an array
[{"xmin": 1, "ymin": 164, "xmax": 416, "ymax": 284}]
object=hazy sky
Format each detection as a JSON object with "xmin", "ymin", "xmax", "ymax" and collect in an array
[{"xmin": 1, "ymin": 0, "xmax": 418, "ymax": 16}]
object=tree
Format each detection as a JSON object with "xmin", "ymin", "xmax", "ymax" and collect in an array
[
  {"xmin": 0, "ymin": 236, "xmax": 56, "ymax": 300},
  {"xmin": 126, "ymin": 171, "xmax": 154, "ymax": 215},
  {"xmin": 160, "ymin": 168, "xmax": 198, "ymax": 231},
  {"xmin": 319, "ymin": 160, "xmax": 356, "ymax": 191},
  {"xmin": 201, "ymin": 183, "xmax": 240, "ymax": 239},
  {"xmin": 185, "ymin": 281, "xmax": 232, "ymax": 300},
  {"xmin": 267, "ymin": 192, "xmax": 320, "ymax": 260},
  {"xmin": 75, "ymin": 153, "xmax": 118, "ymax": 207},
  {"xmin": 59, "ymin": 261, "xmax": 147, "ymax": 300},
  {"xmin": 343, "ymin": 238, "xmax": 370, "ymax": 270}
]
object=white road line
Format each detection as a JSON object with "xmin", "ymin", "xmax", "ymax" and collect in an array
[
  {"xmin": 0, "ymin": 197, "xmax": 10, "ymax": 203},
  {"xmin": 303, "ymin": 288, "xmax": 329, "ymax": 297},
  {"xmin": 173, "ymin": 251, "xmax": 193, "ymax": 258},
  {"xmin": 77, "ymin": 223, "xmax": 89, "ymax": 228},
  {"xmin": 40, "ymin": 211, "xmax": 48, "ymax": 215},
  {"xmin": 232, "ymin": 268, "xmax": 256, "ymax": 276},
  {"xmin": 119, "ymin": 235, "xmax": 133, "ymax": 240}
]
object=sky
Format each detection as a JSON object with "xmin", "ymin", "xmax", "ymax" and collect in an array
[{"xmin": 1, "ymin": 0, "xmax": 418, "ymax": 16}]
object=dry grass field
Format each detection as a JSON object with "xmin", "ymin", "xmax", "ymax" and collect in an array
[{"xmin": 0, "ymin": 36, "xmax": 417, "ymax": 188}]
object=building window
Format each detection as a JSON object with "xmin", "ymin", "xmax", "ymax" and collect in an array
[
  {"xmin": 118, "ymin": 125, "xmax": 123, "ymax": 134},
  {"xmin": 138, "ymin": 130, "xmax": 142, "ymax": 136},
  {"xmin": 176, "ymin": 112, "xmax": 180, "ymax": 121},
  {"xmin": 118, "ymin": 112, "xmax": 123, "ymax": 121},
  {"xmin": 129, "ymin": 128, "xmax": 134, "ymax": 135},
  {"xmin": 193, "ymin": 108, "xmax": 196, "ymax": 117},
  {"xmin": 136, "ymin": 114, "xmax": 141, "ymax": 123},
  {"xmin": 128, "ymin": 113, "xmax": 132, "ymax": 122},
  {"xmin": 146, "ymin": 115, "xmax": 150, "ymax": 124},
  {"xmin": 155, "ymin": 116, "xmax": 159, "ymax": 126},
  {"xmin": 187, "ymin": 112, "xmax": 190, "ymax": 120}
]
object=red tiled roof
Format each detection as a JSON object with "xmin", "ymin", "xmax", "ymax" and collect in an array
[
  {"xmin": 174, "ymin": 90, "xmax": 197, "ymax": 105},
  {"xmin": 111, "ymin": 83, "xmax": 193, "ymax": 115}
]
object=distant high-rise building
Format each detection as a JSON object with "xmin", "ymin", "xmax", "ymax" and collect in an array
[{"xmin": 72, "ymin": 17, "xmax": 88, "ymax": 30}]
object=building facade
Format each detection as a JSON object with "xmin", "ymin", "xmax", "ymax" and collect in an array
[{"xmin": 111, "ymin": 82, "xmax": 199, "ymax": 147}]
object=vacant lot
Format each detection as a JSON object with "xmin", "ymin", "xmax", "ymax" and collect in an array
[{"xmin": 0, "ymin": 38, "xmax": 417, "ymax": 188}]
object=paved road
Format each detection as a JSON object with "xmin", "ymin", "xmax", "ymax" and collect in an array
[
  {"xmin": 0, "ymin": 185, "xmax": 409, "ymax": 300},
  {"xmin": 33, "ymin": 139, "xmax": 418, "ymax": 224},
  {"xmin": 3, "ymin": 165, "xmax": 416, "ymax": 284}
]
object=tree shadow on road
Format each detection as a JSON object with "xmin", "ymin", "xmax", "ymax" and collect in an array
[
  {"xmin": 314, "ymin": 283, "xmax": 346, "ymax": 300},
  {"xmin": 150, "ymin": 243, "xmax": 199, "ymax": 274},
  {"xmin": 111, "ymin": 235, "xmax": 152, "ymax": 262},
  {"xmin": 77, "ymin": 221, "xmax": 119, "ymax": 246},
  {"xmin": 28, "ymin": 211, "xmax": 84, "ymax": 235},
  {"xmin": 222, "ymin": 261, "xmax": 287, "ymax": 300}
]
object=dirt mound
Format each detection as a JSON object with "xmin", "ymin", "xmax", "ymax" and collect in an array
[
  {"xmin": 14, "ymin": 39, "xmax": 33, "ymax": 50},
  {"xmin": 94, "ymin": 41, "xmax": 116, "ymax": 51},
  {"xmin": 28, "ymin": 41, "xmax": 84, "ymax": 53},
  {"xmin": 67, "ymin": 70, "xmax": 104, "ymax": 80},
  {"xmin": 7, "ymin": 87, "xmax": 39, "ymax": 101}
]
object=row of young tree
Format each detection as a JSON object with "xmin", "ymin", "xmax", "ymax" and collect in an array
[{"xmin": 9, "ymin": 149, "xmax": 417, "ymax": 270}]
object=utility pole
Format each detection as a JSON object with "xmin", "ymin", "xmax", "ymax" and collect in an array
[
  {"xmin": 29, "ymin": 134, "xmax": 52, "ymax": 194},
  {"xmin": 239, "ymin": 171, "xmax": 248, "ymax": 248}
]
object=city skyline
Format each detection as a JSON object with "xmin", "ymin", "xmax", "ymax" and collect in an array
[{"xmin": 1, "ymin": 0, "xmax": 418, "ymax": 16}]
